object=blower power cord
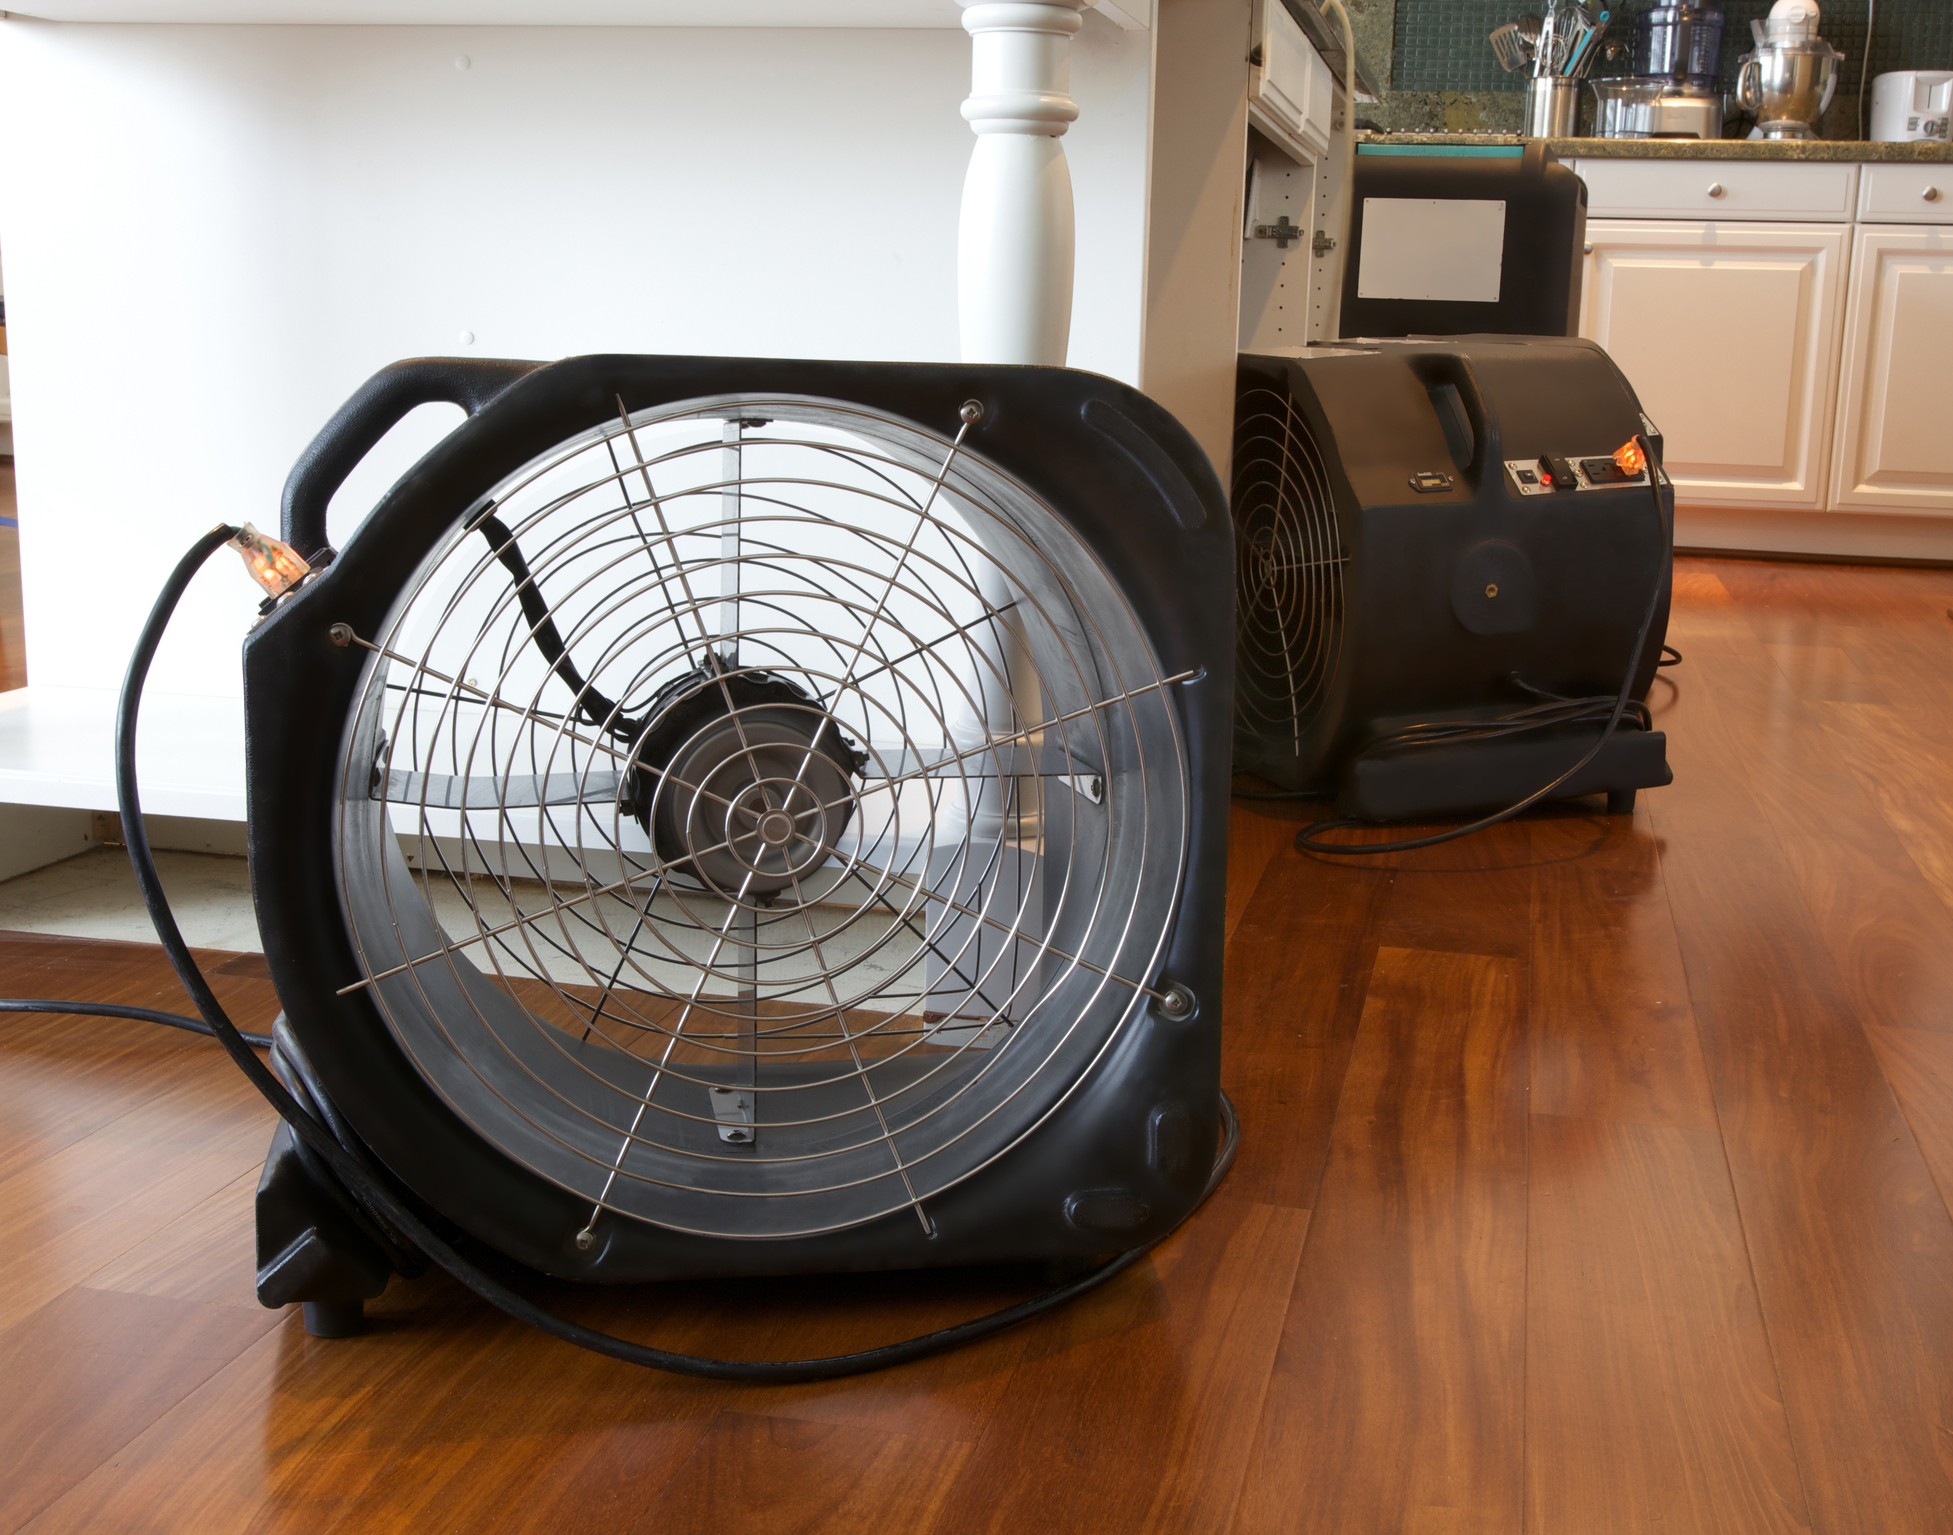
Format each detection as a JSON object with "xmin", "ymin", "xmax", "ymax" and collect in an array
[
  {"xmin": 2, "ymin": 522, "xmax": 1238, "ymax": 1383},
  {"xmin": 1297, "ymin": 435, "xmax": 1670, "ymax": 857}
]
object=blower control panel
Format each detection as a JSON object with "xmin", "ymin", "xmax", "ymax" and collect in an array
[{"xmin": 1505, "ymin": 440, "xmax": 1653, "ymax": 498}]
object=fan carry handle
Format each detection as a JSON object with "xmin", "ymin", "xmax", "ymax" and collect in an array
[
  {"xmin": 280, "ymin": 357, "xmax": 541, "ymax": 562},
  {"xmin": 1411, "ymin": 352, "xmax": 1497, "ymax": 485}
]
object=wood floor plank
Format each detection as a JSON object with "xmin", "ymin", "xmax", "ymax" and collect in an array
[
  {"xmin": 0, "ymin": 1286, "xmax": 284, "ymax": 1533},
  {"xmin": 315, "ymin": 1287, "xmax": 743, "ymax": 1535},
  {"xmin": 1224, "ymin": 799, "xmax": 1310, "ymax": 946},
  {"xmin": 1529, "ymin": 815, "xmax": 1718, "ymax": 1130},
  {"xmin": 1651, "ymin": 581, "xmax": 1953, "ymax": 1532},
  {"xmin": 0, "ymin": 1074, "xmax": 274, "ymax": 1334},
  {"xmin": 20, "ymin": 1275, "xmax": 518, "ymax": 1535},
  {"xmin": 928, "ymin": 1195, "xmax": 1308, "ymax": 1535},
  {"xmin": 1218, "ymin": 839, "xmax": 1390, "ymax": 1210},
  {"xmin": 712, "ymin": 1267, "xmax": 1035, "ymax": 1445},
  {"xmin": 1230, "ymin": 945, "xmax": 1529, "ymax": 1535},
  {"xmin": 1819, "ymin": 700, "xmax": 1953, "ymax": 923},
  {"xmin": 0, "ymin": 941, "xmax": 275, "ymax": 1186},
  {"xmin": 1759, "ymin": 641, "xmax": 1892, "ymax": 704},
  {"xmin": 81, "ymin": 1168, "xmax": 264, "ymax": 1311},
  {"xmin": 641, "ymin": 1410, "xmax": 974, "ymax": 1535},
  {"xmin": 1863, "ymin": 1025, "xmax": 1953, "ymax": 1243},
  {"xmin": 1662, "ymin": 592, "xmax": 1953, "ymax": 1038},
  {"xmin": 1524, "ymin": 1114, "xmax": 1810, "ymax": 1534}
]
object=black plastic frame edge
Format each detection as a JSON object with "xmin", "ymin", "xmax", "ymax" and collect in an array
[{"xmin": 243, "ymin": 353, "xmax": 1235, "ymax": 1284}]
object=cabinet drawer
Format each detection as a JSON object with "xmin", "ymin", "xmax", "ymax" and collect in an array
[
  {"xmin": 1858, "ymin": 162, "xmax": 1953, "ymax": 224},
  {"xmin": 1575, "ymin": 158, "xmax": 1858, "ymax": 221}
]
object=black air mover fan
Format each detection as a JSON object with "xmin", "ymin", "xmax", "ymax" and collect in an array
[
  {"xmin": 1232, "ymin": 336, "xmax": 1673, "ymax": 820},
  {"xmin": 241, "ymin": 354, "xmax": 1231, "ymax": 1343}
]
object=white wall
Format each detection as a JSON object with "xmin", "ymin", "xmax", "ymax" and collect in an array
[{"xmin": 0, "ymin": 14, "xmax": 1152, "ymax": 701}]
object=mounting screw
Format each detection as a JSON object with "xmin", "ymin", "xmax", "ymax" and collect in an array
[
  {"xmin": 1154, "ymin": 981, "xmax": 1197, "ymax": 1020},
  {"xmin": 327, "ymin": 623, "xmax": 354, "ymax": 647},
  {"xmin": 573, "ymin": 1227, "xmax": 597, "ymax": 1252},
  {"xmin": 959, "ymin": 400, "xmax": 984, "ymax": 424}
]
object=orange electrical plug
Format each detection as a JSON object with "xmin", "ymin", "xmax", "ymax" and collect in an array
[
  {"xmin": 231, "ymin": 522, "xmax": 312, "ymax": 598},
  {"xmin": 1613, "ymin": 438, "xmax": 1647, "ymax": 477}
]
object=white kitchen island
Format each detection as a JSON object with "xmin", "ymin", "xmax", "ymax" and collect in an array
[{"xmin": 0, "ymin": 0, "xmax": 1352, "ymax": 865}]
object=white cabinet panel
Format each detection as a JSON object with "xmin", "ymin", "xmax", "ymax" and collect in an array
[
  {"xmin": 1831, "ymin": 224, "xmax": 1953, "ymax": 513},
  {"xmin": 1577, "ymin": 158, "xmax": 1857, "ymax": 222},
  {"xmin": 1580, "ymin": 219, "xmax": 1847, "ymax": 507},
  {"xmin": 1252, "ymin": 0, "xmax": 1331, "ymax": 158},
  {"xmin": 1857, "ymin": 163, "xmax": 1953, "ymax": 225}
]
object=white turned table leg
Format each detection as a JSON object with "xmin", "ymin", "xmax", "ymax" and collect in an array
[{"xmin": 956, "ymin": 0, "xmax": 1088, "ymax": 367}]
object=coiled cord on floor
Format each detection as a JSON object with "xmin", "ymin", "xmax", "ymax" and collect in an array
[{"xmin": 1, "ymin": 521, "xmax": 1238, "ymax": 1383}]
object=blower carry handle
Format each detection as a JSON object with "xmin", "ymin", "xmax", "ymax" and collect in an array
[
  {"xmin": 280, "ymin": 357, "xmax": 542, "ymax": 563},
  {"xmin": 1411, "ymin": 352, "xmax": 1498, "ymax": 484}
]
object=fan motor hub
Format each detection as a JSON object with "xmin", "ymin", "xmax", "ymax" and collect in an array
[{"xmin": 628, "ymin": 668, "xmax": 866, "ymax": 898}]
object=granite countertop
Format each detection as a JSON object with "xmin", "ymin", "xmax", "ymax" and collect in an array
[{"xmin": 1362, "ymin": 131, "xmax": 1953, "ymax": 163}]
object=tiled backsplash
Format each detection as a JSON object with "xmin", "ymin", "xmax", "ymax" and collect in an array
[{"xmin": 1358, "ymin": 0, "xmax": 1952, "ymax": 136}]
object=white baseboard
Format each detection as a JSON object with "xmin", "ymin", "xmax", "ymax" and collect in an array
[
  {"xmin": 1676, "ymin": 504, "xmax": 1953, "ymax": 564},
  {"xmin": 0, "ymin": 803, "xmax": 99, "ymax": 882}
]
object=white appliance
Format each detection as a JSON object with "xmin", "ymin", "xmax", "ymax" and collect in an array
[{"xmin": 1871, "ymin": 71, "xmax": 1953, "ymax": 144}]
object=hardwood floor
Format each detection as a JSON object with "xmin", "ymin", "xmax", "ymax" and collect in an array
[{"xmin": 5, "ymin": 554, "xmax": 1953, "ymax": 1532}]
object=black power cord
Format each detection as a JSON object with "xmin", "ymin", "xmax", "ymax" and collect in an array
[
  {"xmin": 1298, "ymin": 437, "xmax": 1669, "ymax": 858},
  {"xmin": 1, "ymin": 998, "xmax": 273, "ymax": 1050},
  {"xmin": 1, "ymin": 521, "xmax": 1238, "ymax": 1383}
]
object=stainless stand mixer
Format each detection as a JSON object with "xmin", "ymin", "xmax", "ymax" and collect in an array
[{"xmin": 1737, "ymin": 0, "xmax": 1844, "ymax": 139}]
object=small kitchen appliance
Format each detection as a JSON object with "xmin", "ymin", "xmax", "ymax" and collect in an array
[
  {"xmin": 1648, "ymin": 84, "xmax": 1724, "ymax": 139},
  {"xmin": 1621, "ymin": 4, "xmax": 1725, "ymax": 139},
  {"xmin": 1871, "ymin": 71, "xmax": 1953, "ymax": 143},
  {"xmin": 1737, "ymin": 0, "xmax": 1844, "ymax": 140},
  {"xmin": 1631, "ymin": 3, "xmax": 1724, "ymax": 84}
]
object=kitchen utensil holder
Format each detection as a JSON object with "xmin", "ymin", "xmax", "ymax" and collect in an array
[{"xmin": 1524, "ymin": 76, "xmax": 1581, "ymax": 137}]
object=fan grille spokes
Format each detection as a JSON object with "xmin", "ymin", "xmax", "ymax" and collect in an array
[
  {"xmin": 333, "ymin": 395, "xmax": 1189, "ymax": 1241},
  {"xmin": 1231, "ymin": 386, "xmax": 1346, "ymax": 747}
]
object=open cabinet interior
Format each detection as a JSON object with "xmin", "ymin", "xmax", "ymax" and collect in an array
[{"xmin": 1240, "ymin": 124, "xmax": 1345, "ymax": 351}]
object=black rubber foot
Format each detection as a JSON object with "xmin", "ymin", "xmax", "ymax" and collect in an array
[
  {"xmin": 301, "ymin": 1299, "xmax": 366, "ymax": 1338},
  {"xmin": 1607, "ymin": 788, "xmax": 1637, "ymax": 815}
]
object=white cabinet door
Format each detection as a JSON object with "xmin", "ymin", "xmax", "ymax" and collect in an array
[
  {"xmin": 1831, "ymin": 224, "xmax": 1953, "ymax": 514},
  {"xmin": 1580, "ymin": 219, "xmax": 1847, "ymax": 508}
]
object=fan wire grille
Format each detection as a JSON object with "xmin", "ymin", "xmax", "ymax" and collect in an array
[{"xmin": 331, "ymin": 395, "xmax": 1190, "ymax": 1244}]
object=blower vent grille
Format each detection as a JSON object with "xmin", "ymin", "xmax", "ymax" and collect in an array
[{"xmin": 1231, "ymin": 386, "xmax": 1347, "ymax": 752}]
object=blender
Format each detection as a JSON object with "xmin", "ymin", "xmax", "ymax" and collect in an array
[
  {"xmin": 1737, "ymin": 0, "xmax": 1844, "ymax": 140},
  {"xmin": 1630, "ymin": 3, "xmax": 1726, "ymax": 139}
]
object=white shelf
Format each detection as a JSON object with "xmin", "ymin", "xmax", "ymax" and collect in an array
[
  {"xmin": 8, "ymin": 1, "xmax": 964, "ymax": 24},
  {"xmin": 0, "ymin": 686, "xmax": 246, "ymax": 821},
  {"xmin": 2, "ymin": 0, "xmax": 1158, "ymax": 24}
]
